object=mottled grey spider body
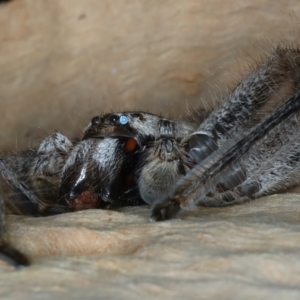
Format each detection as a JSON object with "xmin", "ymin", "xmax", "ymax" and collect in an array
[{"xmin": 1, "ymin": 46, "xmax": 300, "ymax": 266}]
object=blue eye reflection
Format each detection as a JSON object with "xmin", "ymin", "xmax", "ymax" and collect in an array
[{"xmin": 119, "ymin": 115, "xmax": 129, "ymax": 125}]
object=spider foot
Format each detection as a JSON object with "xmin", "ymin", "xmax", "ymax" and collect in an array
[
  {"xmin": 149, "ymin": 198, "xmax": 181, "ymax": 222},
  {"xmin": 0, "ymin": 242, "xmax": 30, "ymax": 267}
]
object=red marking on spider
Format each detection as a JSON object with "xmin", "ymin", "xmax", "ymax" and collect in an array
[
  {"xmin": 71, "ymin": 188, "xmax": 99, "ymax": 210},
  {"xmin": 125, "ymin": 138, "xmax": 138, "ymax": 152}
]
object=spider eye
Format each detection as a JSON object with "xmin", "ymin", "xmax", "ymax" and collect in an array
[
  {"xmin": 109, "ymin": 114, "xmax": 119, "ymax": 123},
  {"xmin": 91, "ymin": 116, "xmax": 102, "ymax": 126},
  {"xmin": 108, "ymin": 114, "xmax": 129, "ymax": 125},
  {"xmin": 125, "ymin": 138, "xmax": 138, "ymax": 152},
  {"xmin": 119, "ymin": 115, "xmax": 129, "ymax": 125}
]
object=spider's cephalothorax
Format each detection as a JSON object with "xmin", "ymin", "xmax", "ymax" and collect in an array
[
  {"xmin": 58, "ymin": 112, "xmax": 197, "ymax": 210},
  {"xmin": 1, "ymin": 47, "xmax": 300, "ymax": 266}
]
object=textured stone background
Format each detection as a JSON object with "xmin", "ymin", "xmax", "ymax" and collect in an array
[
  {"xmin": 1, "ymin": 0, "xmax": 300, "ymax": 150},
  {"xmin": 1, "ymin": 195, "xmax": 300, "ymax": 299},
  {"xmin": 1, "ymin": 0, "xmax": 300, "ymax": 299}
]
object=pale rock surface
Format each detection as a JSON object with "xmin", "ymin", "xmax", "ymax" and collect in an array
[
  {"xmin": 1, "ymin": 194, "xmax": 300, "ymax": 299},
  {"xmin": 0, "ymin": 0, "xmax": 300, "ymax": 150},
  {"xmin": 1, "ymin": 0, "xmax": 300, "ymax": 299}
]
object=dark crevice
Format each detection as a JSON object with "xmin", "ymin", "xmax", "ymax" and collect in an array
[{"xmin": 0, "ymin": 0, "xmax": 13, "ymax": 4}]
